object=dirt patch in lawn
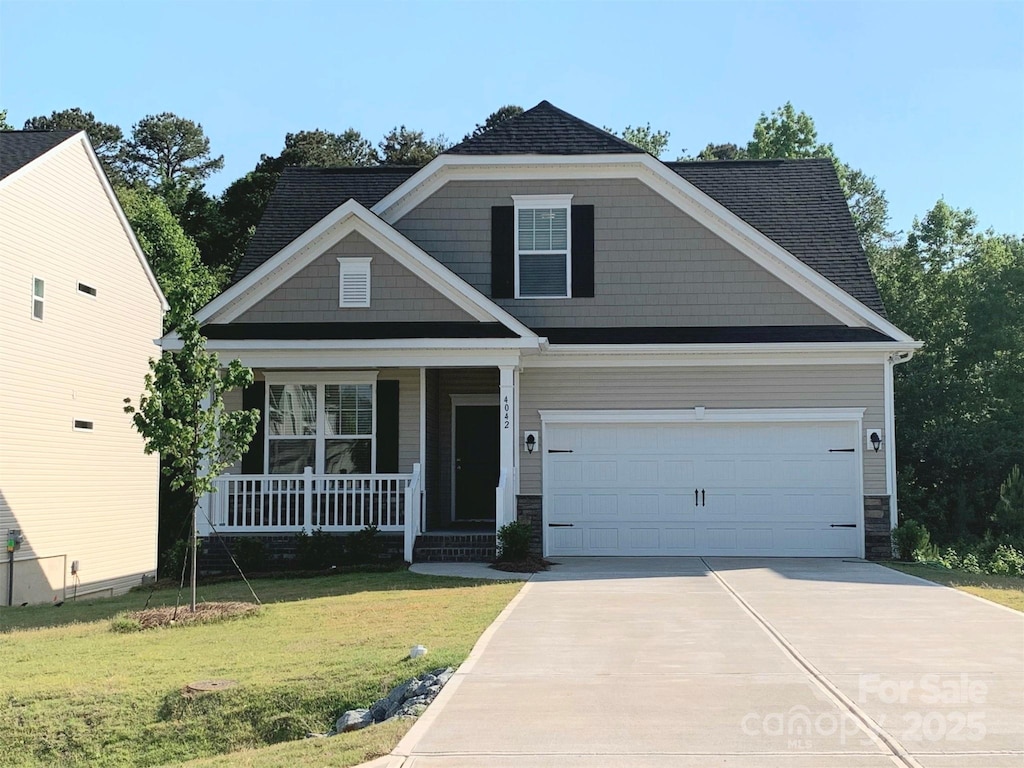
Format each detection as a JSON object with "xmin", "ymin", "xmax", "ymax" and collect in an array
[{"xmin": 114, "ymin": 602, "xmax": 262, "ymax": 631}]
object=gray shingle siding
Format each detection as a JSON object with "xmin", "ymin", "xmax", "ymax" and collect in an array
[
  {"xmin": 394, "ymin": 178, "xmax": 841, "ymax": 328},
  {"xmin": 236, "ymin": 231, "xmax": 475, "ymax": 324}
]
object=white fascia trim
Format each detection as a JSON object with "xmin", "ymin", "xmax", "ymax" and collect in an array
[
  {"xmin": 166, "ymin": 336, "xmax": 536, "ymax": 352},
  {"xmin": 523, "ymin": 341, "xmax": 922, "ymax": 368},
  {"xmin": 0, "ymin": 132, "xmax": 169, "ymax": 312},
  {"xmin": 196, "ymin": 199, "xmax": 535, "ymax": 340},
  {"xmin": 372, "ymin": 153, "xmax": 916, "ymax": 343},
  {"xmin": 539, "ymin": 407, "xmax": 866, "ymax": 424},
  {"xmin": 207, "ymin": 349, "xmax": 523, "ymax": 370}
]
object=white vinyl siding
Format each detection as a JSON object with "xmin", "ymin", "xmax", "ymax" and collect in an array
[
  {"xmin": 338, "ymin": 256, "xmax": 371, "ymax": 307},
  {"xmin": 514, "ymin": 195, "xmax": 572, "ymax": 298}
]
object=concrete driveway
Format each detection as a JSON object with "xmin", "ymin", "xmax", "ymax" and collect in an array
[{"xmin": 392, "ymin": 558, "xmax": 1024, "ymax": 768}]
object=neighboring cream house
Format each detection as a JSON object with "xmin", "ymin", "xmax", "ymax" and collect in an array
[{"xmin": 0, "ymin": 130, "xmax": 167, "ymax": 604}]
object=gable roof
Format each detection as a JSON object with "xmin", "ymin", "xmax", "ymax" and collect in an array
[
  {"xmin": 445, "ymin": 100, "xmax": 643, "ymax": 156},
  {"xmin": 233, "ymin": 157, "xmax": 885, "ymax": 316},
  {"xmin": 0, "ymin": 130, "xmax": 77, "ymax": 180},
  {"xmin": 667, "ymin": 159, "xmax": 885, "ymax": 315},
  {"xmin": 234, "ymin": 165, "xmax": 419, "ymax": 284}
]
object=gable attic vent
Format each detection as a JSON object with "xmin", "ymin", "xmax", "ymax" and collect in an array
[{"xmin": 338, "ymin": 257, "xmax": 372, "ymax": 308}]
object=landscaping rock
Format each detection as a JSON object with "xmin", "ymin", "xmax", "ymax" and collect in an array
[
  {"xmin": 335, "ymin": 708, "xmax": 373, "ymax": 733},
  {"xmin": 333, "ymin": 667, "xmax": 455, "ymax": 736}
]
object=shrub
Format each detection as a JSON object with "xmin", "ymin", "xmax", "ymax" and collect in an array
[
  {"xmin": 231, "ymin": 537, "xmax": 268, "ymax": 573},
  {"xmin": 989, "ymin": 544, "xmax": 1024, "ymax": 577},
  {"xmin": 497, "ymin": 521, "xmax": 532, "ymax": 562},
  {"xmin": 160, "ymin": 538, "xmax": 201, "ymax": 581},
  {"xmin": 892, "ymin": 519, "xmax": 930, "ymax": 561},
  {"xmin": 346, "ymin": 525, "xmax": 381, "ymax": 564},
  {"xmin": 293, "ymin": 529, "xmax": 343, "ymax": 570}
]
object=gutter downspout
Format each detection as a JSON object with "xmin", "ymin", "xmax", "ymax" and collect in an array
[{"xmin": 886, "ymin": 351, "xmax": 915, "ymax": 528}]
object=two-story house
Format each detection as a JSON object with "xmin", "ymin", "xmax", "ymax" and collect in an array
[
  {"xmin": 186, "ymin": 101, "xmax": 919, "ymax": 565},
  {"xmin": 0, "ymin": 130, "xmax": 167, "ymax": 604}
]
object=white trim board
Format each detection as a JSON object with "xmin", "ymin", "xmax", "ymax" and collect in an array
[
  {"xmin": 370, "ymin": 153, "xmax": 914, "ymax": 344},
  {"xmin": 539, "ymin": 407, "xmax": 866, "ymax": 424},
  {"xmin": 193, "ymin": 198, "xmax": 536, "ymax": 340}
]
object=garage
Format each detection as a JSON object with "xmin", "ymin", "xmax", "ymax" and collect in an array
[{"xmin": 542, "ymin": 411, "xmax": 864, "ymax": 557}]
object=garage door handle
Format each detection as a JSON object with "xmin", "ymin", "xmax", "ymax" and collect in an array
[
  {"xmin": 701, "ymin": 489, "xmax": 705, "ymax": 506},
  {"xmin": 548, "ymin": 523, "xmax": 574, "ymax": 527},
  {"xmin": 829, "ymin": 448, "xmax": 856, "ymax": 453},
  {"xmin": 547, "ymin": 449, "xmax": 574, "ymax": 454},
  {"xmin": 830, "ymin": 523, "xmax": 857, "ymax": 528},
  {"xmin": 695, "ymin": 488, "xmax": 699, "ymax": 506}
]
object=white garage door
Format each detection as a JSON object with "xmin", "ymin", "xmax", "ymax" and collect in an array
[{"xmin": 544, "ymin": 418, "xmax": 862, "ymax": 557}]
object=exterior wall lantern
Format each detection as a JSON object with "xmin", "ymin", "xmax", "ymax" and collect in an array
[
  {"xmin": 866, "ymin": 429, "xmax": 882, "ymax": 453},
  {"xmin": 524, "ymin": 431, "xmax": 538, "ymax": 454}
]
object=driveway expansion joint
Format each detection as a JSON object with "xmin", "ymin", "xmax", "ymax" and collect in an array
[{"xmin": 701, "ymin": 557, "xmax": 924, "ymax": 768}]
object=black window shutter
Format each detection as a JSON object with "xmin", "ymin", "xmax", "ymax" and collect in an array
[
  {"xmin": 375, "ymin": 380, "xmax": 400, "ymax": 473},
  {"xmin": 571, "ymin": 204, "xmax": 595, "ymax": 298},
  {"xmin": 241, "ymin": 381, "xmax": 265, "ymax": 474},
  {"xmin": 491, "ymin": 206, "xmax": 514, "ymax": 298}
]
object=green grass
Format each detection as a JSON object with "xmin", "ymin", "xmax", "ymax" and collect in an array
[
  {"xmin": 883, "ymin": 562, "xmax": 1024, "ymax": 611},
  {"xmin": 0, "ymin": 572, "xmax": 522, "ymax": 767}
]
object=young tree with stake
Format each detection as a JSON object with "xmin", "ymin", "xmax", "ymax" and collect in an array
[{"xmin": 124, "ymin": 313, "xmax": 258, "ymax": 612}]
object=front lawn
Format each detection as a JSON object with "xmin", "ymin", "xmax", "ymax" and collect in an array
[
  {"xmin": 0, "ymin": 572, "xmax": 521, "ymax": 767},
  {"xmin": 883, "ymin": 562, "xmax": 1024, "ymax": 611}
]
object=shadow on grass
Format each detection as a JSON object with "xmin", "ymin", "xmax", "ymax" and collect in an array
[{"xmin": 0, "ymin": 568, "xmax": 506, "ymax": 633}]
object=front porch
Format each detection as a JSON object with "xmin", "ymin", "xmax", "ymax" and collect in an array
[{"xmin": 199, "ymin": 365, "xmax": 520, "ymax": 563}]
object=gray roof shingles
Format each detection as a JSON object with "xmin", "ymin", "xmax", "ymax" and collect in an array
[
  {"xmin": 668, "ymin": 158, "xmax": 885, "ymax": 315},
  {"xmin": 446, "ymin": 100, "xmax": 643, "ymax": 156},
  {"xmin": 231, "ymin": 104, "xmax": 884, "ymax": 317},
  {"xmin": 0, "ymin": 130, "xmax": 77, "ymax": 180}
]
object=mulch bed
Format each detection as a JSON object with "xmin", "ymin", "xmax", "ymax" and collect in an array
[
  {"xmin": 491, "ymin": 556, "xmax": 556, "ymax": 573},
  {"xmin": 126, "ymin": 601, "xmax": 262, "ymax": 630}
]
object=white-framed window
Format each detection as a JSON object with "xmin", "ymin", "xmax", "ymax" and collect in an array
[
  {"xmin": 77, "ymin": 282, "xmax": 98, "ymax": 298},
  {"xmin": 338, "ymin": 257, "xmax": 372, "ymax": 308},
  {"xmin": 513, "ymin": 194, "xmax": 572, "ymax": 298},
  {"xmin": 31, "ymin": 277, "xmax": 44, "ymax": 320},
  {"xmin": 265, "ymin": 373, "xmax": 377, "ymax": 474},
  {"xmin": 73, "ymin": 419, "xmax": 94, "ymax": 432}
]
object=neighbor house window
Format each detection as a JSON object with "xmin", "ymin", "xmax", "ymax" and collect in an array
[
  {"xmin": 266, "ymin": 377, "xmax": 375, "ymax": 474},
  {"xmin": 338, "ymin": 257, "xmax": 371, "ymax": 307},
  {"xmin": 32, "ymin": 277, "xmax": 44, "ymax": 320},
  {"xmin": 513, "ymin": 195, "xmax": 572, "ymax": 298}
]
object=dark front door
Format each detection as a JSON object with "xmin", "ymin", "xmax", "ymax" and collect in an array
[{"xmin": 454, "ymin": 405, "xmax": 499, "ymax": 521}]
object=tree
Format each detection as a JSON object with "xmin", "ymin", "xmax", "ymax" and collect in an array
[
  {"xmin": 872, "ymin": 200, "xmax": 1024, "ymax": 541},
  {"xmin": 693, "ymin": 142, "xmax": 745, "ymax": 161},
  {"xmin": 280, "ymin": 128, "xmax": 377, "ymax": 168},
  {"xmin": 212, "ymin": 128, "xmax": 378, "ymax": 274},
  {"xmin": 116, "ymin": 185, "xmax": 222, "ymax": 323},
  {"xmin": 0, "ymin": 109, "xmax": 13, "ymax": 131},
  {"xmin": 22, "ymin": 107, "xmax": 124, "ymax": 175},
  {"xmin": 123, "ymin": 113, "xmax": 224, "ymax": 199},
  {"xmin": 607, "ymin": 123, "xmax": 672, "ymax": 158},
  {"xmin": 379, "ymin": 125, "xmax": 447, "ymax": 165},
  {"xmin": 745, "ymin": 102, "xmax": 832, "ymax": 160},
  {"xmin": 464, "ymin": 105, "xmax": 523, "ymax": 141},
  {"xmin": 124, "ymin": 314, "xmax": 259, "ymax": 611}
]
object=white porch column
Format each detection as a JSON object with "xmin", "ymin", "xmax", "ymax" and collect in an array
[{"xmin": 498, "ymin": 365, "xmax": 516, "ymax": 527}]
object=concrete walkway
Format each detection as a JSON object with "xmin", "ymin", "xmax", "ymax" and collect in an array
[{"xmin": 390, "ymin": 558, "xmax": 1024, "ymax": 768}]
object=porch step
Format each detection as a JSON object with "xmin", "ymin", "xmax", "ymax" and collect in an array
[{"xmin": 413, "ymin": 532, "xmax": 496, "ymax": 563}]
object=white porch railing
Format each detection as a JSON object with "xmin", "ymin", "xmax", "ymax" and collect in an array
[
  {"xmin": 209, "ymin": 466, "xmax": 415, "ymax": 536},
  {"xmin": 403, "ymin": 463, "xmax": 423, "ymax": 563}
]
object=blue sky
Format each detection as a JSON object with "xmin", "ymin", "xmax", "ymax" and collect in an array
[{"xmin": 1, "ymin": 0, "xmax": 1021, "ymax": 235}]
